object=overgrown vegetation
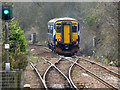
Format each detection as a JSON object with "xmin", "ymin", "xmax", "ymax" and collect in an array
[
  {"xmin": 2, "ymin": 19, "xmax": 28, "ymax": 70},
  {"xmin": 85, "ymin": 13, "xmax": 97, "ymax": 26},
  {"xmin": 13, "ymin": 2, "xmax": 118, "ymax": 66}
]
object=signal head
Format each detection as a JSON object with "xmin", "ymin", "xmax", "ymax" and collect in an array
[{"xmin": 1, "ymin": 5, "xmax": 13, "ymax": 20}]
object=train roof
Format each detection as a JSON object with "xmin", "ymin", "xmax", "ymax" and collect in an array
[{"xmin": 48, "ymin": 17, "xmax": 78, "ymax": 24}]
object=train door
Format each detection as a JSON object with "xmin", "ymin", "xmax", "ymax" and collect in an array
[
  {"xmin": 62, "ymin": 22, "xmax": 72, "ymax": 44},
  {"xmin": 64, "ymin": 25, "xmax": 70, "ymax": 43}
]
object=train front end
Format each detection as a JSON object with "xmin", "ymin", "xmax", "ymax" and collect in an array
[{"xmin": 55, "ymin": 19, "xmax": 80, "ymax": 55}]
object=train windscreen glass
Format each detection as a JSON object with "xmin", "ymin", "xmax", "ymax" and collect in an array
[
  {"xmin": 57, "ymin": 26, "xmax": 61, "ymax": 33},
  {"xmin": 72, "ymin": 26, "xmax": 77, "ymax": 33}
]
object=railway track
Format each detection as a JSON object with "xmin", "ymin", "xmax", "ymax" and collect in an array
[
  {"xmin": 79, "ymin": 57, "xmax": 120, "ymax": 78},
  {"xmin": 43, "ymin": 47, "xmax": 118, "ymax": 89},
  {"xmin": 28, "ymin": 45, "xmax": 119, "ymax": 89},
  {"xmin": 55, "ymin": 57, "xmax": 73, "ymax": 76},
  {"xmin": 54, "ymin": 56, "xmax": 80, "ymax": 89},
  {"xmin": 77, "ymin": 57, "xmax": 119, "ymax": 88},
  {"xmin": 68, "ymin": 56, "xmax": 80, "ymax": 89},
  {"xmin": 29, "ymin": 62, "xmax": 47, "ymax": 89},
  {"xmin": 64, "ymin": 56, "xmax": 118, "ymax": 89},
  {"xmin": 42, "ymin": 57, "xmax": 76, "ymax": 89}
]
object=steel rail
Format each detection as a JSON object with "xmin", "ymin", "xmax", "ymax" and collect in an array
[
  {"xmin": 55, "ymin": 56, "xmax": 78, "ymax": 89},
  {"xmin": 42, "ymin": 57, "xmax": 73, "ymax": 88},
  {"xmin": 64, "ymin": 58, "xmax": 117, "ymax": 89},
  {"xmin": 68, "ymin": 57, "xmax": 79, "ymax": 90},
  {"xmin": 43, "ymin": 47, "xmax": 52, "ymax": 52},
  {"xmin": 29, "ymin": 62, "xmax": 48, "ymax": 89},
  {"xmin": 43, "ymin": 64, "xmax": 53, "ymax": 81},
  {"xmin": 79, "ymin": 57, "xmax": 120, "ymax": 78}
]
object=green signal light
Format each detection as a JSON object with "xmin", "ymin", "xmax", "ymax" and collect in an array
[{"xmin": 4, "ymin": 10, "xmax": 9, "ymax": 15}]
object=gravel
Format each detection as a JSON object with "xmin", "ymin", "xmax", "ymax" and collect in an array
[
  {"xmin": 77, "ymin": 58, "xmax": 119, "ymax": 88},
  {"xmin": 24, "ymin": 45, "xmax": 119, "ymax": 88},
  {"xmin": 71, "ymin": 65, "xmax": 108, "ymax": 88}
]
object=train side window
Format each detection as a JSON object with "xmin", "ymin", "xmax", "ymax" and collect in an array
[
  {"xmin": 57, "ymin": 26, "xmax": 61, "ymax": 33},
  {"xmin": 72, "ymin": 26, "xmax": 77, "ymax": 33},
  {"xmin": 50, "ymin": 26, "xmax": 53, "ymax": 34},
  {"xmin": 48, "ymin": 25, "xmax": 50, "ymax": 33}
]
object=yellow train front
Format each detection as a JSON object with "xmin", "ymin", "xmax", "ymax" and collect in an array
[{"xmin": 47, "ymin": 17, "xmax": 80, "ymax": 56}]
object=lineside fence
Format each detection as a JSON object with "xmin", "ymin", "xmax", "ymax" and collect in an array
[{"xmin": 0, "ymin": 69, "xmax": 24, "ymax": 88}]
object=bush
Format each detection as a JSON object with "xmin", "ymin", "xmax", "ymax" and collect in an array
[
  {"xmin": 85, "ymin": 13, "xmax": 97, "ymax": 26},
  {"xmin": 2, "ymin": 19, "xmax": 28, "ymax": 70}
]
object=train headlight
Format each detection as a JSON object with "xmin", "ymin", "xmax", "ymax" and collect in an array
[
  {"xmin": 57, "ymin": 39, "xmax": 61, "ymax": 42},
  {"xmin": 73, "ymin": 39, "xmax": 77, "ymax": 41}
]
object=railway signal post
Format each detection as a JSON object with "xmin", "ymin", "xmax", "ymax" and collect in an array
[
  {"xmin": 1, "ymin": 5, "xmax": 13, "ymax": 71},
  {"xmin": 1, "ymin": 5, "xmax": 13, "ymax": 88},
  {"xmin": 5, "ymin": 21, "xmax": 10, "ymax": 71},
  {"xmin": 32, "ymin": 33, "xmax": 37, "ymax": 44}
]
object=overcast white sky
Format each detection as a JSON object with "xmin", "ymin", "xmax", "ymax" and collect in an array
[{"xmin": 0, "ymin": 0, "xmax": 120, "ymax": 2}]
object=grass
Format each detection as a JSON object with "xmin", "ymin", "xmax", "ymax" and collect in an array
[
  {"xmin": 28, "ymin": 40, "xmax": 47, "ymax": 46},
  {"xmin": 85, "ymin": 13, "xmax": 97, "ymax": 26},
  {"xmin": 28, "ymin": 50, "xmax": 44, "ymax": 63}
]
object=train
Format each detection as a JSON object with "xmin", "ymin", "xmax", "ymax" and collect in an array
[{"xmin": 47, "ymin": 17, "xmax": 80, "ymax": 56}]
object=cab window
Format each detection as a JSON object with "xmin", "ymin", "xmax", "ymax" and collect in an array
[
  {"xmin": 72, "ymin": 26, "xmax": 77, "ymax": 33},
  {"xmin": 56, "ymin": 23, "xmax": 61, "ymax": 25},
  {"xmin": 72, "ymin": 23, "xmax": 77, "ymax": 25},
  {"xmin": 57, "ymin": 26, "xmax": 61, "ymax": 33}
]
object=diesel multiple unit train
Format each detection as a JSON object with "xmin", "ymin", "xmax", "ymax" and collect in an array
[{"xmin": 47, "ymin": 17, "xmax": 80, "ymax": 55}]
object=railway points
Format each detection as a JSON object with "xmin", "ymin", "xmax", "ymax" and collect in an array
[{"xmin": 24, "ymin": 44, "xmax": 119, "ymax": 89}]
